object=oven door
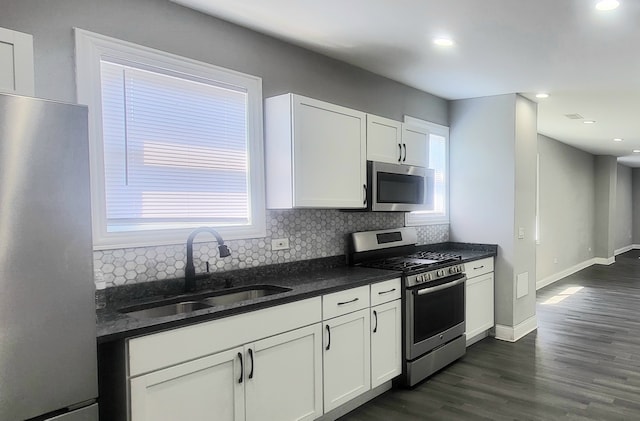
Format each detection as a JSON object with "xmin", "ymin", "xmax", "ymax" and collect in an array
[{"xmin": 405, "ymin": 274, "xmax": 466, "ymax": 360}]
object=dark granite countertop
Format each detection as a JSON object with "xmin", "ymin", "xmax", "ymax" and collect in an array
[{"xmin": 96, "ymin": 242, "xmax": 497, "ymax": 343}]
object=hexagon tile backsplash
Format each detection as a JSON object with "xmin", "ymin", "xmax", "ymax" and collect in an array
[{"xmin": 94, "ymin": 209, "xmax": 449, "ymax": 289}]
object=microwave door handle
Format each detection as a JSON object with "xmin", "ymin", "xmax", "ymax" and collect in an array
[{"xmin": 416, "ymin": 276, "xmax": 466, "ymax": 295}]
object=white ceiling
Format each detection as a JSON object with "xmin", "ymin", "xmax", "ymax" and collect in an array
[{"xmin": 172, "ymin": 0, "xmax": 640, "ymax": 166}]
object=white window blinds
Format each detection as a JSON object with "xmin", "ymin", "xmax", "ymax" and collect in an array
[{"xmin": 100, "ymin": 60, "xmax": 250, "ymax": 232}]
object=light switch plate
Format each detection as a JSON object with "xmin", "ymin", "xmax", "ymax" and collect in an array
[{"xmin": 518, "ymin": 227, "xmax": 525, "ymax": 239}]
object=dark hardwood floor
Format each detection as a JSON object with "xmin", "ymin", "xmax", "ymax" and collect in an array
[{"xmin": 340, "ymin": 250, "xmax": 640, "ymax": 420}]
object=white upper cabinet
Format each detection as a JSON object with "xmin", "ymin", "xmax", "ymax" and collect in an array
[
  {"xmin": 265, "ymin": 94, "xmax": 367, "ymax": 209},
  {"xmin": 0, "ymin": 27, "xmax": 34, "ymax": 96},
  {"xmin": 401, "ymin": 123, "xmax": 429, "ymax": 167},
  {"xmin": 366, "ymin": 114, "xmax": 429, "ymax": 168},
  {"xmin": 366, "ymin": 114, "xmax": 403, "ymax": 164}
]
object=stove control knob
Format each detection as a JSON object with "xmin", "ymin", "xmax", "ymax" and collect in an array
[
  {"xmin": 437, "ymin": 269, "xmax": 445, "ymax": 277},
  {"xmin": 418, "ymin": 275, "xmax": 424, "ymax": 283},
  {"xmin": 424, "ymin": 273, "xmax": 431, "ymax": 281},
  {"xmin": 449, "ymin": 267, "xmax": 457, "ymax": 274}
]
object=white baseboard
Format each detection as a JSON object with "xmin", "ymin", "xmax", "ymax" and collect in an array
[
  {"xmin": 615, "ymin": 245, "xmax": 633, "ymax": 255},
  {"xmin": 633, "ymin": 244, "xmax": 640, "ymax": 250},
  {"xmin": 494, "ymin": 315, "xmax": 537, "ymax": 342},
  {"xmin": 594, "ymin": 257, "xmax": 615, "ymax": 265},
  {"xmin": 536, "ymin": 258, "xmax": 596, "ymax": 291}
]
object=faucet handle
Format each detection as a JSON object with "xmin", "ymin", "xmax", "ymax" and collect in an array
[{"xmin": 218, "ymin": 244, "xmax": 231, "ymax": 257}]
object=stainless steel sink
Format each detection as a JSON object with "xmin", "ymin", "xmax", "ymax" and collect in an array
[
  {"xmin": 121, "ymin": 300, "xmax": 213, "ymax": 319},
  {"xmin": 119, "ymin": 285, "xmax": 291, "ymax": 319},
  {"xmin": 200, "ymin": 285, "xmax": 292, "ymax": 306}
]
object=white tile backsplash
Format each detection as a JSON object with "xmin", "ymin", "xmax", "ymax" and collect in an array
[{"xmin": 94, "ymin": 209, "xmax": 449, "ymax": 287}]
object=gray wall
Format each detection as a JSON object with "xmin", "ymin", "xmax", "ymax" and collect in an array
[
  {"xmin": 512, "ymin": 96, "xmax": 537, "ymax": 326},
  {"xmin": 594, "ymin": 156, "xmax": 617, "ymax": 259},
  {"xmin": 2, "ymin": 0, "xmax": 451, "ymax": 287},
  {"xmin": 449, "ymin": 94, "xmax": 516, "ymax": 327},
  {"xmin": 536, "ymin": 134, "xmax": 595, "ymax": 281},
  {"xmin": 615, "ymin": 164, "xmax": 633, "ymax": 251},
  {"xmin": 0, "ymin": 0, "xmax": 447, "ymax": 124}
]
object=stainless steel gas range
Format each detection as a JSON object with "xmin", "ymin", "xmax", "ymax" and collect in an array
[{"xmin": 349, "ymin": 227, "xmax": 466, "ymax": 387}]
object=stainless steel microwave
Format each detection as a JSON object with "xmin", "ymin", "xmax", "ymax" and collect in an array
[{"xmin": 367, "ymin": 161, "xmax": 434, "ymax": 212}]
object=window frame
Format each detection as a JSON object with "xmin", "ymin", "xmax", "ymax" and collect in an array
[
  {"xmin": 75, "ymin": 29, "xmax": 265, "ymax": 250},
  {"xmin": 403, "ymin": 116, "xmax": 450, "ymax": 226}
]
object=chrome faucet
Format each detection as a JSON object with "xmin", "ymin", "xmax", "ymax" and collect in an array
[{"xmin": 185, "ymin": 227, "xmax": 231, "ymax": 292}]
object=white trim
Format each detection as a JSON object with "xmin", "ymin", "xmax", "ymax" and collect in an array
[
  {"xmin": 74, "ymin": 29, "xmax": 266, "ymax": 249},
  {"xmin": 633, "ymin": 244, "xmax": 640, "ymax": 249},
  {"xmin": 594, "ymin": 257, "xmax": 615, "ymax": 265},
  {"xmin": 615, "ymin": 245, "xmax": 633, "ymax": 255},
  {"xmin": 494, "ymin": 315, "xmax": 537, "ymax": 342},
  {"xmin": 536, "ymin": 258, "xmax": 596, "ymax": 291}
]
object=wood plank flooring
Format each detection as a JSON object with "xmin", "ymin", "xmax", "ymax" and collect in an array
[{"xmin": 340, "ymin": 250, "xmax": 640, "ymax": 420}]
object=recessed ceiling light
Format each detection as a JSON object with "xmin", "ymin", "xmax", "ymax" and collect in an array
[
  {"xmin": 433, "ymin": 37, "xmax": 455, "ymax": 47},
  {"xmin": 613, "ymin": 138, "xmax": 623, "ymax": 142},
  {"xmin": 633, "ymin": 149, "xmax": 640, "ymax": 153},
  {"xmin": 535, "ymin": 93, "xmax": 549, "ymax": 99},
  {"xmin": 583, "ymin": 120, "xmax": 596, "ymax": 124},
  {"xmin": 596, "ymin": 0, "xmax": 620, "ymax": 11}
]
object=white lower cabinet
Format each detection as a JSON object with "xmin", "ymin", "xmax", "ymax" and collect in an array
[
  {"xmin": 130, "ymin": 347, "xmax": 245, "ymax": 421},
  {"xmin": 130, "ymin": 324, "xmax": 322, "ymax": 421},
  {"xmin": 322, "ymin": 308, "xmax": 371, "ymax": 412},
  {"xmin": 245, "ymin": 324, "xmax": 323, "ymax": 421},
  {"xmin": 370, "ymin": 299, "xmax": 402, "ymax": 388},
  {"xmin": 465, "ymin": 272, "xmax": 495, "ymax": 340},
  {"xmin": 464, "ymin": 257, "xmax": 495, "ymax": 344}
]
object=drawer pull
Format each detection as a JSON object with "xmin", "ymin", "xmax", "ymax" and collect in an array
[
  {"xmin": 237, "ymin": 352, "xmax": 243, "ymax": 384},
  {"xmin": 378, "ymin": 288, "xmax": 396, "ymax": 295},
  {"xmin": 337, "ymin": 298, "xmax": 359, "ymax": 306},
  {"xmin": 473, "ymin": 265, "xmax": 484, "ymax": 270}
]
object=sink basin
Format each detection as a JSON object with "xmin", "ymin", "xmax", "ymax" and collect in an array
[
  {"xmin": 121, "ymin": 300, "xmax": 213, "ymax": 319},
  {"xmin": 119, "ymin": 285, "xmax": 291, "ymax": 319},
  {"xmin": 200, "ymin": 285, "xmax": 292, "ymax": 306}
]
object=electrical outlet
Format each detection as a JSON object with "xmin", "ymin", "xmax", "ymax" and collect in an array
[
  {"xmin": 553, "ymin": 257, "xmax": 558, "ymax": 264},
  {"xmin": 271, "ymin": 238, "xmax": 290, "ymax": 251},
  {"xmin": 518, "ymin": 227, "xmax": 525, "ymax": 239}
]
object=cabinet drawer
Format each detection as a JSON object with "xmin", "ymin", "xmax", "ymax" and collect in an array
[
  {"xmin": 323, "ymin": 285, "xmax": 369, "ymax": 320},
  {"xmin": 128, "ymin": 297, "xmax": 321, "ymax": 377},
  {"xmin": 370, "ymin": 278, "xmax": 401, "ymax": 306},
  {"xmin": 464, "ymin": 257, "xmax": 493, "ymax": 279}
]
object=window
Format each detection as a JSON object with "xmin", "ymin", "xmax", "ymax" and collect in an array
[
  {"xmin": 75, "ymin": 30, "xmax": 265, "ymax": 249},
  {"xmin": 404, "ymin": 117, "xmax": 449, "ymax": 226}
]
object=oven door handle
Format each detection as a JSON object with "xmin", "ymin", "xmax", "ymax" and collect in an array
[{"xmin": 416, "ymin": 276, "xmax": 466, "ymax": 295}]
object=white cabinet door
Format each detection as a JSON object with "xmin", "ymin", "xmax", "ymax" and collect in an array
[
  {"xmin": 366, "ymin": 114, "xmax": 402, "ymax": 164},
  {"xmin": 401, "ymin": 123, "xmax": 429, "ymax": 167},
  {"xmin": 0, "ymin": 27, "xmax": 34, "ymax": 96},
  {"xmin": 370, "ymin": 299, "xmax": 402, "ymax": 388},
  {"xmin": 323, "ymin": 308, "xmax": 371, "ymax": 412},
  {"xmin": 245, "ymin": 324, "xmax": 323, "ymax": 421},
  {"xmin": 292, "ymin": 95, "xmax": 366, "ymax": 208},
  {"xmin": 465, "ymin": 272, "xmax": 495, "ymax": 341},
  {"xmin": 265, "ymin": 94, "xmax": 366, "ymax": 209},
  {"xmin": 129, "ymin": 347, "xmax": 245, "ymax": 421}
]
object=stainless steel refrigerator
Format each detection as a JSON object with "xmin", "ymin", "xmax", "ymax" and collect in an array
[{"xmin": 0, "ymin": 93, "xmax": 98, "ymax": 420}]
